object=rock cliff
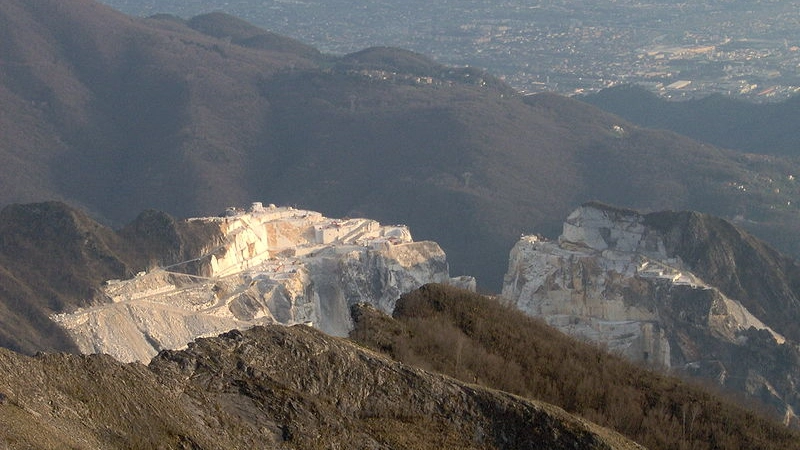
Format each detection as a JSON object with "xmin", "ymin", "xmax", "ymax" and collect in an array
[
  {"xmin": 54, "ymin": 202, "xmax": 473, "ymax": 363},
  {"xmin": 502, "ymin": 202, "xmax": 800, "ymax": 423}
]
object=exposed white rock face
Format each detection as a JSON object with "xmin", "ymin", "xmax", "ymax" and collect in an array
[
  {"xmin": 561, "ymin": 204, "xmax": 667, "ymax": 256},
  {"xmin": 54, "ymin": 204, "xmax": 472, "ymax": 363},
  {"xmin": 502, "ymin": 204, "xmax": 783, "ymax": 370}
]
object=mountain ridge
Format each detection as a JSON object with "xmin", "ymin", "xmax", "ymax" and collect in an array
[
  {"xmin": 2, "ymin": 2, "xmax": 800, "ymax": 447},
  {"xmin": 0, "ymin": 323, "xmax": 644, "ymax": 449},
  {"xmin": 1, "ymin": 199, "xmax": 799, "ymax": 446}
]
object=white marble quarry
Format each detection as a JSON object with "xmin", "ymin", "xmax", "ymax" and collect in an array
[
  {"xmin": 502, "ymin": 203, "xmax": 783, "ymax": 369},
  {"xmin": 53, "ymin": 203, "xmax": 473, "ymax": 363}
]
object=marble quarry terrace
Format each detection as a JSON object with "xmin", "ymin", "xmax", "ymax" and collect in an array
[{"xmin": 53, "ymin": 202, "xmax": 474, "ymax": 363}]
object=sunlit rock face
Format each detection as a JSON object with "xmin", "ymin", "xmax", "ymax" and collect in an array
[
  {"xmin": 503, "ymin": 202, "xmax": 800, "ymax": 424},
  {"xmin": 54, "ymin": 203, "xmax": 472, "ymax": 363},
  {"xmin": 503, "ymin": 203, "xmax": 783, "ymax": 367}
]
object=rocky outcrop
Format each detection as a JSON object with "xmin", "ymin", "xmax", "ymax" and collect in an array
[
  {"xmin": 502, "ymin": 202, "xmax": 800, "ymax": 423},
  {"xmin": 0, "ymin": 324, "xmax": 642, "ymax": 449},
  {"xmin": 53, "ymin": 203, "xmax": 473, "ymax": 363}
]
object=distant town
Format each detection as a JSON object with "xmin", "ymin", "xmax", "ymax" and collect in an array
[{"xmin": 103, "ymin": 0, "xmax": 800, "ymax": 101}]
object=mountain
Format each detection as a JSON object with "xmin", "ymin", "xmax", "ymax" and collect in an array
[
  {"xmin": 582, "ymin": 84, "xmax": 800, "ymax": 157},
  {"xmin": 0, "ymin": 324, "xmax": 643, "ymax": 450},
  {"xmin": 3, "ymin": 2, "xmax": 800, "ymax": 447},
  {"xmin": 350, "ymin": 283, "xmax": 800, "ymax": 450},
  {"xmin": 2, "ymin": 0, "xmax": 800, "ymax": 291},
  {"xmin": 502, "ymin": 202, "xmax": 800, "ymax": 424}
]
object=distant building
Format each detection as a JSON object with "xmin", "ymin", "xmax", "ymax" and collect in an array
[{"xmin": 665, "ymin": 80, "xmax": 691, "ymax": 90}]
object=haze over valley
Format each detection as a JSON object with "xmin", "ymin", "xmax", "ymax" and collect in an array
[{"xmin": 101, "ymin": 0, "xmax": 800, "ymax": 100}]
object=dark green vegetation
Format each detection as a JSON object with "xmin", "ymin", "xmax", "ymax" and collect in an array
[
  {"xmin": 351, "ymin": 284, "xmax": 800, "ymax": 450},
  {"xmin": 583, "ymin": 85, "xmax": 800, "ymax": 157},
  {"xmin": 0, "ymin": 202, "xmax": 221, "ymax": 354},
  {"xmin": 0, "ymin": 324, "xmax": 642, "ymax": 449},
  {"xmin": 2, "ymin": 0, "xmax": 800, "ymax": 289}
]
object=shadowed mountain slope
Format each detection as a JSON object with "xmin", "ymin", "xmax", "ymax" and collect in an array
[
  {"xmin": 186, "ymin": 11, "xmax": 323, "ymax": 58},
  {"xmin": 582, "ymin": 84, "xmax": 800, "ymax": 157},
  {"xmin": 0, "ymin": 202, "xmax": 222, "ymax": 354},
  {"xmin": 643, "ymin": 208, "xmax": 800, "ymax": 342},
  {"xmin": 0, "ymin": 324, "xmax": 643, "ymax": 450},
  {"xmin": 1, "ymin": 0, "xmax": 800, "ymax": 289}
]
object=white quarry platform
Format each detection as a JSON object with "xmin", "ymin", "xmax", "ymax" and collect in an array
[{"xmin": 53, "ymin": 202, "xmax": 475, "ymax": 363}]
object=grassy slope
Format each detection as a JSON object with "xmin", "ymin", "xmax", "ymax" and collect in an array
[{"xmin": 350, "ymin": 284, "xmax": 800, "ymax": 450}]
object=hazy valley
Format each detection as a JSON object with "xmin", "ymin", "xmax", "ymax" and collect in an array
[{"xmin": 100, "ymin": 0, "xmax": 800, "ymax": 100}]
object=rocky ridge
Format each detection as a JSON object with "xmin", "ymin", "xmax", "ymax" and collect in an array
[
  {"xmin": 53, "ymin": 202, "xmax": 473, "ymax": 363},
  {"xmin": 0, "ymin": 324, "xmax": 641, "ymax": 449},
  {"xmin": 502, "ymin": 202, "xmax": 800, "ymax": 423}
]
